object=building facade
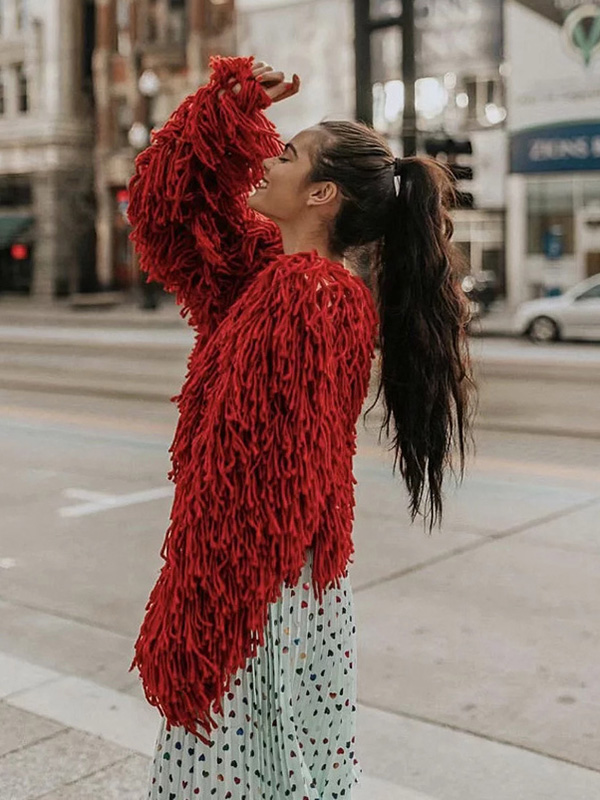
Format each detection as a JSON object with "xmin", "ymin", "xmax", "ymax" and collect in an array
[
  {"xmin": 237, "ymin": 0, "xmax": 356, "ymax": 140},
  {"xmin": 505, "ymin": 0, "xmax": 600, "ymax": 305},
  {"xmin": 0, "ymin": 0, "xmax": 96, "ymax": 299},
  {"xmin": 93, "ymin": 0, "xmax": 235, "ymax": 293}
]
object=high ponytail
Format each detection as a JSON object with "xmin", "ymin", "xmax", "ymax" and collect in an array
[
  {"xmin": 365, "ymin": 156, "xmax": 477, "ymax": 530},
  {"xmin": 310, "ymin": 122, "xmax": 477, "ymax": 531}
]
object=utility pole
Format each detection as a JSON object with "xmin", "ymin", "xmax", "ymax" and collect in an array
[
  {"xmin": 353, "ymin": 0, "xmax": 372, "ymax": 125},
  {"xmin": 353, "ymin": 0, "xmax": 417, "ymax": 156},
  {"xmin": 401, "ymin": 0, "xmax": 417, "ymax": 157}
]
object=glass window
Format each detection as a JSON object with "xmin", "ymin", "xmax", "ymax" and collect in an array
[
  {"xmin": 370, "ymin": 0, "xmax": 401, "ymax": 20},
  {"xmin": 168, "ymin": 0, "xmax": 185, "ymax": 44},
  {"xmin": 576, "ymin": 283, "xmax": 600, "ymax": 300},
  {"xmin": 454, "ymin": 240, "xmax": 472, "ymax": 273},
  {"xmin": 458, "ymin": 74, "xmax": 505, "ymax": 128},
  {"xmin": 15, "ymin": 0, "xmax": 25, "ymax": 30},
  {"xmin": 114, "ymin": 96, "xmax": 133, "ymax": 148},
  {"xmin": 371, "ymin": 25, "xmax": 402, "ymax": 84},
  {"xmin": 0, "ymin": 176, "xmax": 32, "ymax": 206},
  {"xmin": 582, "ymin": 178, "xmax": 600, "ymax": 207},
  {"xmin": 146, "ymin": 0, "xmax": 158, "ymax": 43},
  {"xmin": 116, "ymin": 0, "xmax": 131, "ymax": 56},
  {"xmin": 526, "ymin": 179, "xmax": 575, "ymax": 255},
  {"xmin": 15, "ymin": 63, "xmax": 28, "ymax": 113}
]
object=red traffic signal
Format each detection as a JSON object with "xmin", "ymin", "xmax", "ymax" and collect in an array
[{"xmin": 11, "ymin": 243, "xmax": 28, "ymax": 260}]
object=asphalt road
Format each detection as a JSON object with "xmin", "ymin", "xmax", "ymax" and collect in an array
[
  {"xmin": 1, "ymin": 361, "xmax": 600, "ymax": 798},
  {"xmin": 0, "ymin": 324, "xmax": 599, "ymax": 438}
]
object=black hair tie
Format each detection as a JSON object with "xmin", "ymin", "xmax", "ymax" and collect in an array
[{"xmin": 393, "ymin": 157, "xmax": 404, "ymax": 177}]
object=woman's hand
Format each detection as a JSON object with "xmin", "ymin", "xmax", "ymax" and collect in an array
[
  {"xmin": 252, "ymin": 61, "xmax": 300, "ymax": 103},
  {"xmin": 218, "ymin": 60, "xmax": 300, "ymax": 103}
]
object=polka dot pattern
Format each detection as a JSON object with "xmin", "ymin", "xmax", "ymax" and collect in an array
[{"xmin": 146, "ymin": 548, "xmax": 361, "ymax": 799}]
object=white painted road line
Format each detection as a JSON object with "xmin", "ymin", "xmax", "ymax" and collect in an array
[{"xmin": 59, "ymin": 486, "xmax": 173, "ymax": 517}]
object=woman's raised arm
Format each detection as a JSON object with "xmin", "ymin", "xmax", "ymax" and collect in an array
[{"xmin": 127, "ymin": 56, "xmax": 296, "ymax": 331}]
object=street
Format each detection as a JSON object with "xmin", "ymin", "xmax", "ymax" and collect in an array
[{"xmin": 1, "ymin": 321, "xmax": 600, "ymax": 799}]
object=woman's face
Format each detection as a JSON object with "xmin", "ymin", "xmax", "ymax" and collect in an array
[{"xmin": 247, "ymin": 129, "xmax": 319, "ymax": 221}]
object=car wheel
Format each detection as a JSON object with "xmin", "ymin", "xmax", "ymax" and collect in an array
[{"xmin": 528, "ymin": 315, "xmax": 559, "ymax": 343}]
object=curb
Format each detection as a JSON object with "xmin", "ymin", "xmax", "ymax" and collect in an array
[{"xmin": 0, "ymin": 652, "xmax": 436, "ymax": 800}]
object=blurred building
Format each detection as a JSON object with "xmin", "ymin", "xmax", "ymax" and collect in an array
[
  {"xmin": 237, "ymin": 0, "xmax": 356, "ymax": 139},
  {"xmin": 0, "ymin": 0, "xmax": 96, "ymax": 299},
  {"xmin": 238, "ymin": 0, "xmax": 508, "ymax": 297},
  {"xmin": 368, "ymin": 0, "xmax": 507, "ymax": 295},
  {"xmin": 93, "ymin": 0, "xmax": 235, "ymax": 293},
  {"xmin": 506, "ymin": 0, "xmax": 600, "ymax": 304}
]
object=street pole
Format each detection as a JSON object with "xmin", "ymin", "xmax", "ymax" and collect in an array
[
  {"xmin": 130, "ymin": 2, "xmax": 160, "ymax": 309},
  {"xmin": 354, "ymin": 0, "xmax": 373, "ymax": 126},
  {"xmin": 401, "ymin": 0, "xmax": 417, "ymax": 157},
  {"xmin": 353, "ymin": 0, "xmax": 417, "ymax": 154}
]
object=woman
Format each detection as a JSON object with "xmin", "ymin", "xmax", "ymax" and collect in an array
[{"xmin": 128, "ymin": 56, "xmax": 475, "ymax": 800}]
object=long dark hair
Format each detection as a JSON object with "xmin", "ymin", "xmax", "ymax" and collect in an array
[{"xmin": 309, "ymin": 120, "xmax": 477, "ymax": 531}]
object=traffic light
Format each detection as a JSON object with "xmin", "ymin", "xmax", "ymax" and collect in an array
[{"xmin": 424, "ymin": 136, "xmax": 474, "ymax": 209}]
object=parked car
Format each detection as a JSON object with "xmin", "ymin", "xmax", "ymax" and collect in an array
[{"xmin": 513, "ymin": 274, "xmax": 600, "ymax": 342}]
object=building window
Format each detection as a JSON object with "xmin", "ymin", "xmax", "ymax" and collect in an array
[
  {"xmin": 582, "ymin": 177, "xmax": 600, "ymax": 207},
  {"xmin": 168, "ymin": 0, "xmax": 185, "ymax": 44},
  {"xmin": 0, "ymin": 175, "xmax": 32, "ymax": 206},
  {"xmin": 15, "ymin": 63, "xmax": 28, "ymax": 113},
  {"xmin": 15, "ymin": 0, "xmax": 26, "ymax": 31},
  {"xmin": 146, "ymin": 0, "xmax": 186, "ymax": 45},
  {"xmin": 114, "ymin": 96, "xmax": 133, "ymax": 149},
  {"xmin": 527, "ymin": 179, "xmax": 575, "ymax": 256},
  {"xmin": 116, "ymin": 0, "xmax": 131, "ymax": 56},
  {"xmin": 461, "ymin": 75, "xmax": 506, "ymax": 128},
  {"xmin": 146, "ymin": 0, "xmax": 158, "ymax": 43}
]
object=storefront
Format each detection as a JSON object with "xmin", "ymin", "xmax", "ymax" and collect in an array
[
  {"xmin": 506, "ymin": 0, "xmax": 600, "ymax": 304},
  {"xmin": 0, "ymin": 175, "xmax": 34, "ymax": 294}
]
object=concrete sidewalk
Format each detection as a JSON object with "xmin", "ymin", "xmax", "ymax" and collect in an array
[
  {"xmin": 4, "ymin": 648, "xmax": 600, "ymax": 800},
  {"xmin": 0, "ymin": 652, "xmax": 432, "ymax": 800}
]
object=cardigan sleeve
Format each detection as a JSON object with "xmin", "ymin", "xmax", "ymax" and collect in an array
[
  {"xmin": 129, "ymin": 261, "xmax": 379, "ymax": 740},
  {"xmin": 127, "ymin": 55, "xmax": 283, "ymax": 331}
]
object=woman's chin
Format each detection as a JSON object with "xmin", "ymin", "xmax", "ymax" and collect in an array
[
  {"xmin": 247, "ymin": 191, "xmax": 259, "ymax": 209},
  {"xmin": 246, "ymin": 191, "xmax": 271, "ymax": 217}
]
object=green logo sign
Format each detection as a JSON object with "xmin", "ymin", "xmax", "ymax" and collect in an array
[{"xmin": 562, "ymin": 4, "xmax": 600, "ymax": 66}]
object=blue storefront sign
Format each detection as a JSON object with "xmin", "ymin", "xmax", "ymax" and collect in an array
[{"xmin": 511, "ymin": 121, "xmax": 600, "ymax": 173}]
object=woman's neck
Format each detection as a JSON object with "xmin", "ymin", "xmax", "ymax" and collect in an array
[{"xmin": 279, "ymin": 226, "xmax": 343, "ymax": 267}]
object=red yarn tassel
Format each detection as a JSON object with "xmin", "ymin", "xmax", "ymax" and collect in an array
[
  {"xmin": 130, "ymin": 253, "xmax": 378, "ymax": 740},
  {"xmin": 127, "ymin": 55, "xmax": 283, "ymax": 335}
]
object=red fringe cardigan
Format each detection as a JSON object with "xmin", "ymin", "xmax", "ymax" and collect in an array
[{"xmin": 127, "ymin": 55, "xmax": 380, "ymax": 744}]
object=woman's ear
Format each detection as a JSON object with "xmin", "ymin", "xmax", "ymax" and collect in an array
[{"xmin": 306, "ymin": 181, "xmax": 339, "ymax": 209}]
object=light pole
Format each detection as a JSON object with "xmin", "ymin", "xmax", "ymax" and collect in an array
[{"xmin": 129, "ymin": 50, "xmax": 162, "ymax": 308}]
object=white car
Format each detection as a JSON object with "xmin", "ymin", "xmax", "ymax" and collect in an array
[{"xmin": 513, "ymin": 274, "xmax": 600, "ymax": 342}]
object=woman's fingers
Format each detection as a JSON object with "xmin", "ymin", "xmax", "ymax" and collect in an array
[
  {"xmin": 256, "ymin": 70, "xmax": 285, "ymax": 87},
  {"xmin": 252, "ymin": 62, "xmax": 273, "ymax": 78},
  {"xmin": 268, "ymin": 73, "xmax": 301, "ymax": 103}
]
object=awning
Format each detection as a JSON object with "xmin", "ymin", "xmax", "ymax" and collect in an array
[{"xmin": 0, "ymin": 215, "xmax": 33, "ymax": 248}]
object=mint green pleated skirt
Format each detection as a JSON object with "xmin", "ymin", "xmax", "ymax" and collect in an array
[{"xmin": 146, "ymin": 547, "xmax": 362, "ymax": 800}]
